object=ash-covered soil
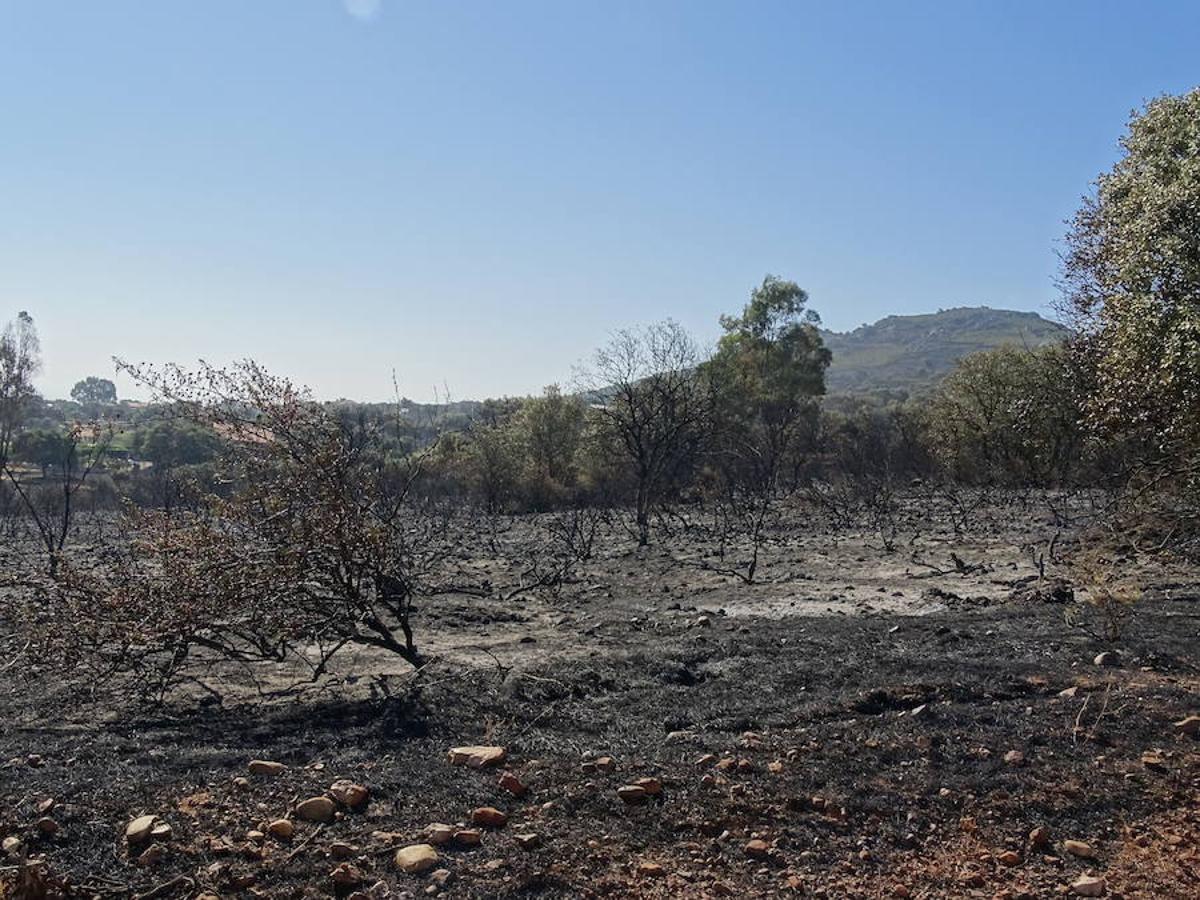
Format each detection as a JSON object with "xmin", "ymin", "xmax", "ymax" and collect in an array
[{"xmin": 2, "ymin": 498, "xmax": 1198, "ymax": 899}]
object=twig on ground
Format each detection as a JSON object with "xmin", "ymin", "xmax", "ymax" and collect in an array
[
  {"xmin": 133, "ymin": 875, "xmax": 194, "ymax": 900},
  {"xmin": 283, "ymin": 824, "xmax": 324, "ymax": 863}
]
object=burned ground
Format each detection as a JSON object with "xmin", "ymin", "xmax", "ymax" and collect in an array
[{"xmin": 1, "ymin": 498, "xmax": 1198, "ymax": 899}]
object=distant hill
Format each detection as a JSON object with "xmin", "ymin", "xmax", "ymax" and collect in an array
[{"xmin": 821, "ymin": 306, "xmax": 1069, "ymax": 396}]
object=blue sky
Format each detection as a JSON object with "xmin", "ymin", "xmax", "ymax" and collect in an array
[{"xmin": 2, "ymin": 1, "xmax": 1197, "ymax": 401}]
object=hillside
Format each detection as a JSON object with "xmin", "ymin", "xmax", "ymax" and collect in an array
[{"xmin": 822, "ymin": 306, "xmax": 1069, "ymax": 396}]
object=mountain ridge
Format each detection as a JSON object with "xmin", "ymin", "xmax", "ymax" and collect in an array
[{"xmin": 820, "ymin": 305, "xmax": 1068, "ymax": 396}]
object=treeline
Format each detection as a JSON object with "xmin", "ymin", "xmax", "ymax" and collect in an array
[{"xmin": 0, "ymin": 296, "xmax": 1175, "ymax": 544}]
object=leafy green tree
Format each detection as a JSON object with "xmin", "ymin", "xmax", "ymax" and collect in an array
[
  {"xmin": 70, "ymin": 376, "xmax": 118, "ymax": 405},
  {"xmin": 0, "ymin": 312, "xmax": 41, "ymax": 469},
  {"xmin": 464, "ymin": 415, "xmax": 523, "ymax": 513},
  {"xmin": 518, "ymin": 384, "xmax": 585, "ymax": 505},
  {"xmin": 13, "ymin": 428, "xmax": 69, "ymax": 478},
  {"xmin": 1063, "ymin": 88, "xmax": 1200, "ymax": 465},
  {"xmin": 130, "ymin": 420, "xmax": 224, "ymax": 510},
  {"xmin": 709, "ymin": 275, "xmax": 830, "ymax": 485},
  {"xmin": 703, "ymin": 276, "xmax": 830, "ymax": 578},
  {"xmin": 133, "ymin": 421, "xmax": 222, "ymax": 469},
  {"xmin": 925, "ymin": 344, "xmax": 1086, "ymax": 488}
]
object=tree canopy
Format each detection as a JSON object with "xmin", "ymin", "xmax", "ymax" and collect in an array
[
  {"xmin": 70, "ymin": 376, "xmax": 118, "ymax": 405},
  {"xmin": 1063, "ymin": 88, "xmax": 1200, "ymax": 459}
]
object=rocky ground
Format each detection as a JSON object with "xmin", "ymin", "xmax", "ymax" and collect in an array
[{"xmin": 1, "ymin": 497, "xmax": 1198, "ymax": 899}]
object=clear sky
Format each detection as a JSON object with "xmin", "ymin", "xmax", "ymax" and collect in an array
[{"xmin": 2, "ymin": 1, "xmax": 1197, "ymax": 402}]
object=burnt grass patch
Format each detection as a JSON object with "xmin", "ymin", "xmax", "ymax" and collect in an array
[{"xmin": 2, "ymin": 597, "xmax": 1199, "ymax": 898}]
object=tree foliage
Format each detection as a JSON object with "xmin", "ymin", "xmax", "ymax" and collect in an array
[
  {"xmin": 925, "ymin": 344, "xmax": 1087, "ymax": 487},
  {"xmin": 1062, "ymin": 87, "xmax": 1200, "ymax": 557},
  {"xmin": 1063, "ymin": 88, "xmax": 1200, "ymax": 461},
  {"xmin": 709, "ymin": 275, "xmax": 830, "ymax": 489},
  {"xmin": 702, "ymin": 276, "xmax": 830, "ymax": 578},
  {"xmin": 70, "ymin": 376, "xmax": 118, "ymax": 405},
  {"xmin": 0, "ymin": 312, "xmax": 41, "ymax": 467}
]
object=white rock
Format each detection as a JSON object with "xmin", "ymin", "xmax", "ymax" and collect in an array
[{"xmin": 394, "ymin": 843, "xmax": 438, "ymax": 874}]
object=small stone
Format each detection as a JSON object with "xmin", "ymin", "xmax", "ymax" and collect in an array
[
  {"xmin": 394, "ymin": 844, "xmax": 439, "ymax": 874},
  {"xmin": 296, "ymin": 796, "xmax": 337, "ymax": 823},
  {"xmin": 617, "ymin": 785, "xmax": 648, "ymax": 804},
  {"xmin": 1003, "ymin": 749, "xmax": 1026, "ymax": 766},
  {"xmin": 329, "ymin": 841, "xmax": 356, "ymax": 860},
  {"xmin": 268, "ymin": 819, "xmax": 294, "ymax": 840},
  {"xmin": 247, "ymin": 760, "xmax": 286, "ymax": 776},
  {"xmin": 744, "ymin": 839, "xmax": 770, "ymax": 859},
  {"xmin": 595, "ymin": 756, "xmax": 616, "ymax": 772},
  {"xmin": 331, "ymin": 863, "xmax": 363, "ymax": 886},
  {"xmin": 125, "ymin": 815, "xmax": 158, "ymax": 846},
  {"xmin": 696, "ymin": 616, "xmax": 712, "ymax": 628},
  {"xmin": 1059, "ymin": 686, "xmax": 1079, "ymax": 698},
  {"xmin": 514, "ymin": 832, "xmax": 541, "ymax": 850},
  {"xmin": 1070, "ymin": 875, "xmax": 1106, "ymax": 897},
  {"xmin": 137, "ymin": 843, "xmax": 167, "ymax": 867},
  {"xmin": 1063, "ymin": 839, "xmax": 1097, "ymax": 859},
  {"xmin": 330, "ymin": 780, "xmax": 370, "ymax": 809},
  {"xmin": 1093, "ymin": 651, "xmax": 1122, "ymax": 667},
  {"xmin": 245, "ymin": 829, "xmax": 265, "ymax": 843},
  {"xmin": 892, "ymin": 886, "xmax": 911, "ymax": 898},
  {"xmin": 768, "ymin": 760, "xmax": 784, "ymax": 774},
  {"xmin": 447, "ymin": 746, "xmax": 507, "ymax": 768},
  {"xmin": 960, "ymin": 870, "xmax": 985, "ymax": 888},
  {"xmin": 498, "ymin": 772, "xmax": 527, "ymax": 797},
  {"xmin": 35, "ymin": 799, "xmax": 55, "ymax": 815},
  {"xmin": 201, "ymin": 836, "xmax": 233, "ymax": 855},
  {"xmin": 637, "ymin": 861, "xmax": 666, "ymax": 877},
  {"xmin": 1029, "ymin": 826, "xmax": 1050, "ymax": 847},
  {"xmin": 150, "ymin": 821, "xmax": 172, "ymax": 841},
  {"xmin": 633, "ymin": 777, "xmax": 663, "ymax": 796},
  {"xmin": 997, "ymin": 850, "xmax": 1021, "ymax": 866},
  {"xmin": 696, "ymin": 754, "xmax": 717, "ymax": 767},
  {"xmin": 35, "ymin": 817, "xmax": 58, "ymax": 836},
  {"xmin": 425, "ymin": 824, "xmax": 455, "ymax": 846},
  {"xmin": 453, "ymin": 829, "xmax": 482, "ymax": 847},
  {"xmin": 231, "ymin": 776, "xmax": 250, "ymax": 791},
  {"xmin": 471, "ymin": 807, "xmax": 508, "ymax": 828},
  {"xmin": 1174, "ymin": 715, "xmax": 1200, "ymax": 736},
  {"xmin": 429, "ymin": 869, "xmax": 453, "ymax": 886},
  {"xmin": 2, "ymin": 836, "xmax": 24, "ymax": 858}
]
